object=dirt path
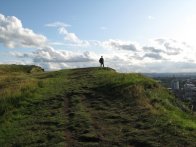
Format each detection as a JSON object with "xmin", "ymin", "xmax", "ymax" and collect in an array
[{"xmin": 63, "ymin": 69, "xmax": 124, "ymax": 146}]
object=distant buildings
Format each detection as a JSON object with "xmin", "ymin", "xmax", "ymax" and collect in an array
[
  {"xmin": 149, "ymin": 75, "xmax": 196, "ymax": 111},
  {"xmin": 184, "ymin": 83, "xmax": 196, "ymax": 101},
  {"xmin": 170, "ymin": 79, "xmax": 196, "ymax": 101},
  {"xmin": 171, "ymin": 80, "xmax": 180, "ymax": 90}
]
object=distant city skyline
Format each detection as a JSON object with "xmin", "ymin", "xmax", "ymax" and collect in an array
[{"xmin": 1, "ymin": 0, "xmax": 196, "ymax": 72}]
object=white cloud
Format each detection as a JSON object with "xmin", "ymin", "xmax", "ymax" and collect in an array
[
  {"xmin": 0, "ymin": 13, "xmax": 48, "ymax": 49},
  {"xmin": 1, "ymin": 14, "xmax": 196, "ymax": 73},
  {"xmin": 46, "ymin": 21, "xmax": 90, "ymax": 47},
  {"xmin": 142, "ymin": 38, "xmax": 192, "ymax": 61},
  {"xmin": 32, "ymin": 48, "xmax": 96, "ymax": 63},
  {"xmin": 49, "ymin": 41, "xmax": 65, "ymax": 46},
  {"xmin": 10, "ymin": 42, "xmax": 196, "ymax": 73},
  {"xmin": 143, "ymin": 53, "xmax": 164, "ymax": 60},
  {"xmin": 10, "ymin": 47, "xmax": 100, "ymax": 70},
  {"xmin": 102, "ymin": 39, "xmax": 140, "ymax": 51},
  {"xmin": 64, "ymin": 32, "xmax": 79, "ymax": 43},
  {"xmin": 9, "ymin": 51, "xmax": 30, "ymax": 58},
  {"xmin": 45, "ymin": 22, "xmax": 71, "ymax": 28},
  {"xmin": 59, "ymin": 27, "xmax": 89, "ymax": 46}
]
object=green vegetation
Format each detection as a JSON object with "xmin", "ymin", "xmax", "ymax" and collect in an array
[
  {"xmin": 0, "ymin": 65, "xmax": 69, "ymax": 146},
  {"xmin": 0, "ymin": 65, "xmax": 195, "ymax": 146}
]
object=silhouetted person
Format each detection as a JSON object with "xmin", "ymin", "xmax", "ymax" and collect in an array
[{"xmin": 99, "ymin": 56, "xmax": 104, "ymax": 67}]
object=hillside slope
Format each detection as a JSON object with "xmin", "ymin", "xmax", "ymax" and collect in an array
[{"xmin": 0, "ymin": 65, "xmax": 195, "ymax": 146}]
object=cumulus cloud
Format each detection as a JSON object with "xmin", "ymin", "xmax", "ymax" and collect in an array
[
  {"xmin": 102, "ymin": 39, "xmax": 139, "ymax": 51},
  {"xmin": 46, "ymin": 21, "xmax": 89, "ymax": 47},
  {"xmin": 10, "ymin": 45, "xmax": 196, "ymax": 73},
  {"xmin": 143, "ymin": 53, "xmax": 164, "ymax": 60},
  {"xmin": 11, "ymin": 47, "xmax": 97, "ymax": 63},
  {"xmin": 0, "ymin": 13, "xmax": 48, "ymax": 49},
  {"xmin": 49, "ymin": 41, "xmax": 65, "ymax": 46},
  {"xmin": 9, "ymin": 47, "xmax": 99, "ymax": 70},
  {"xmin": 2, "ymin": 14, "xmax": 195, "ymax": 72},
  {"xmin": 143, "ymin": 46, "xmax": 163, "ymax": 54},
  {"xmin": 9, "ymin": 51, "xmax": 30, "ymax": 58},
  {"xmin": 32, "ymin": 48, "xmax": 96, "ymax": 63},
  {"xmin": 142, "ymin": 47, "xmax": 163, "ymax": 60},
  {"xmin": 45, "ymin": 22, "xmax": 71, "ymax": 28},
  {"xmin": 101, "ymin": 38, "xmax": 191, "ymax": 61},
  {"xmin": 155, "ymin": 38, "xmax": 183, "ymax": 55},
  {"xmin": 58, "ymin": 27, "xmax": 81, "ymax": 43},
  {"xmin": 163, "ymin": 43, "xmax": 182, "ymax": 55},
  {"xmin": 59, "ymin": 29, "xmax": 89, "ymax": 46},
  {"xmin": 141, "ymin": 38, "xmax": 192, "ymax": 60}
]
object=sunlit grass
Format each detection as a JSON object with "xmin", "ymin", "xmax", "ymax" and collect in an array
[
  {"xmin": 0, "ymin": 75, "xmax": 38, "ymax": 114},
  {"xmin": 95, "ymin": 68, "xmax": 196, "ymax": 130}
]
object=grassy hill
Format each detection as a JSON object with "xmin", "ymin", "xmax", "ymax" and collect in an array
[{"xmin": 0, "ymin": 65, "xmax": 195, "ymax": 147}]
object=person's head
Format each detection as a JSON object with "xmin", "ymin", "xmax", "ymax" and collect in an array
[{"xmin": 101, "ymin": 56, "xmax": 103, "ymax": 58}]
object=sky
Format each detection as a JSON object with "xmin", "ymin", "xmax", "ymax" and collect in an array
[{"xmin": 1, "ymin": 0, "xmax": 196, "ymax": 72}]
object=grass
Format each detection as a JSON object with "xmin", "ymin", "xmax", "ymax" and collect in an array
[
  {"xmin": 0, "ymin": 65, "xmax": 70, "ymax": 146},
  {"xmin": 0, "ymin": 65, "xmax": 195, "ymax": 146}
]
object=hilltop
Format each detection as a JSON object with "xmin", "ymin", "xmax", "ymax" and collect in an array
[{"xmin": 0, "ymin": 65, "xmax": 195, "ymax": 146}]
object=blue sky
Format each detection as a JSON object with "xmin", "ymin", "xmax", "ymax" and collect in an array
[{"xmin": 1, "ymin": 0, "xmax": 196, "ymax": 72}]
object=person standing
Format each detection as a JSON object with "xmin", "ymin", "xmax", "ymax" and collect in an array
[{"xmin": 99, "ymin": 56, "xmax": 104, "ymax": 67}]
